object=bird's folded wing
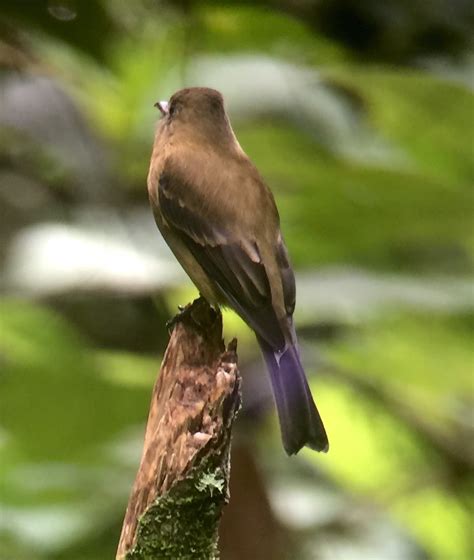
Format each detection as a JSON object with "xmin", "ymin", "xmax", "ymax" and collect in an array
[{"xmin": 158, "ymin": 171, "xmax": 286, "ymax": 350}]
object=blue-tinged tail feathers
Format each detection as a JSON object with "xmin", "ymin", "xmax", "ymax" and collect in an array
[{"xmin": 257, "ymin": 336, "xmax": 329, "ymax": 455}]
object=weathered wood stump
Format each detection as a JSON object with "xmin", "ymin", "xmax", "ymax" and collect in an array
[{"xmin": 117, "ymin": 298, "xmax": 241, "ymax": 560}]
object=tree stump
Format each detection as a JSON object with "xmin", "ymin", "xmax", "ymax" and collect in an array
[{"xmin": 116, "ymin": 298, "xmax": 241, "ymax": 560}]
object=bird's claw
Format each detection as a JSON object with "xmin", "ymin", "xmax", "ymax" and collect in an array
[
  {"xmin": 166, "ymin": 302, "xmax": 193, "ymax": 333},
  {"xmin": 166, "ymin": 297, "xmax": 217, "ymax": 334},
  {"xmin": 166, "ymin": 297, "xmax": 209, "ymax": 333}
]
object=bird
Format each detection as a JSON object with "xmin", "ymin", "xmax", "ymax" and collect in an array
[{"xmin": 147, "ymin": 87, "xmax": 328, "ymax": 455}]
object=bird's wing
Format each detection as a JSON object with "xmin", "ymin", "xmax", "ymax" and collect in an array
[
  {"xmin": 158, "ymin": 169, "xmax": 287, "ymax": 350},
  {"xmin": 275, "ymin": 236, "xmax": 296, "ymax": 317}
]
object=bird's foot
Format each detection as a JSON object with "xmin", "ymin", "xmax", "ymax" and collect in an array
[
  {"xmin": 166, "ymin": 296, "xmax": 218, "ymax": 333},
  {"xmin": 166, "ymin": 302, "xmax": 194, "ymax": 333}
]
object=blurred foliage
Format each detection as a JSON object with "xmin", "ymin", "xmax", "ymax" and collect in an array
[
  {"xmin": 314, "ymin": 312, "xmax": 473, "ymax": 559},
  {"xmin": 0, "ymin": 1, "xmax": 473, "ymax": 559}
]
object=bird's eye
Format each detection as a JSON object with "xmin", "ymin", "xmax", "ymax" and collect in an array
[{"xmin": 169, "ymin": 104, "xmax": 177, "ymax": 117}]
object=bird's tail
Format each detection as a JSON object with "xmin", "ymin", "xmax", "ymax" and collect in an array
[{"xmin": 257, "ymin": 335, "xmax": 329, "ymax": 455}]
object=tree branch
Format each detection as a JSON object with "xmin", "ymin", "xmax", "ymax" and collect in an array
[{"xmin": 117, "ymin": 298, "xmax": 241, "ymax": 560}]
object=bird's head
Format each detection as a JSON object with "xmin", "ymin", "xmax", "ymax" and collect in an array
[{"xmin": 154, "ymin": 87, "xmax": 232, "ymax": 144}]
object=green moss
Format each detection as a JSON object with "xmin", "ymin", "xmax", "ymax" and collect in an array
[{"xmin": 127, "ymin": 465, "xmax": 228, "ymax": 560}]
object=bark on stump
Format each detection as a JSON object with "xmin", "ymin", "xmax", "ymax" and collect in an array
[{"xmin": 117, "ymin": 298, "xmax": 241, "ymax": 560}]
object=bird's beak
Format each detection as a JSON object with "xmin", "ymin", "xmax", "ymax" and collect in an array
[{"xmin": 154, "ymin": 100, "xmax": 169, "ymax": 116}]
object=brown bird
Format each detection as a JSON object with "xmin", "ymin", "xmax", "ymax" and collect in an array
[{"xmin": 147, "ymin": 87, "xmax": 328, "ymax": 455}]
